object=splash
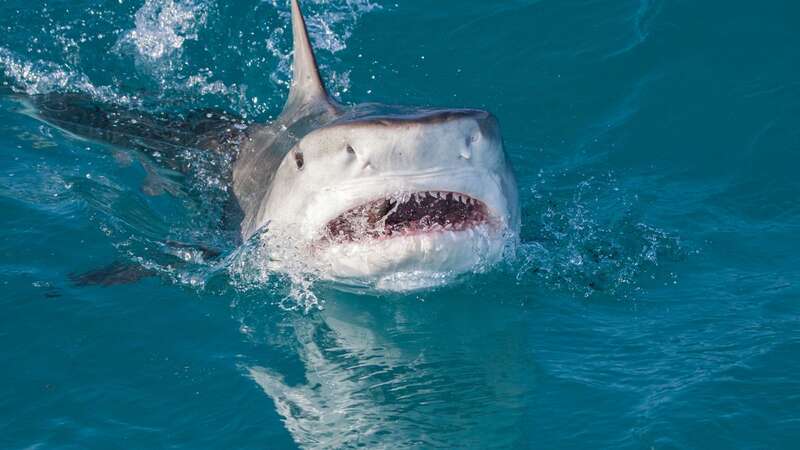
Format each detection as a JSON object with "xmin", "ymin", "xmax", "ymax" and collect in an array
[
  {"xmin": 2, "ymin": 0, "xmax": 380, "ymax": 119},
  {"xmin": 301, "ymin": 0, "xmax": 381, "ymax": 53},
  {"xmin": 224, "ymin": 227, "xmax": 325, "ymax": 312},
  {"xmin": 114, "ymin": 0, "xmax": 208, "ymax": 68},
  {"xmin": 513, "ymin": 170, "xmax": 686, "ymax": 298},
  {"xmin": 266, "ymin": 0, "xmax": 381, "ymax": 99},
  {"xmin": 0, "ymin": 47, "xmax": 135, "ymax": 105}
]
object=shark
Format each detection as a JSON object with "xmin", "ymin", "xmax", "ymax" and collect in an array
[{"xmin": 18, "ymin": 0, "xmax": 520, "ymax": 291}]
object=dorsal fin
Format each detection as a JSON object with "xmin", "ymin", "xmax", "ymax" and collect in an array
[{"xmin": 282, "ymin": 0, "xmax": 337, "ymax": 118}]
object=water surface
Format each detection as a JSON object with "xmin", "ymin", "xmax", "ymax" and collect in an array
[{"xmin": 1, "ymin": 0, "xmax": 799, "ymax": 448}]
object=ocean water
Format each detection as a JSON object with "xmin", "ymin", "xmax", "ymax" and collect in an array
[{"xmin": 1, "ymin": 0, "xmax": 799, "ymax": 448}]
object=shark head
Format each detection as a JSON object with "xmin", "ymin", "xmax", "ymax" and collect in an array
[{"xmin": 240, "ymin": 0, "xmax": 519, "ymax": 291}]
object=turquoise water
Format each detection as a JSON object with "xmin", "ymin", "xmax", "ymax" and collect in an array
[{"xmin": 2, "ymin": 0, "xmax": 799, "ymax": 448}]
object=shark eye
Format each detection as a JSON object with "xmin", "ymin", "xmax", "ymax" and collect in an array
[
  {"xmin": 346, "ymin": 145, "xmax": 356, "ymax": 155},
  {"xmin": 294, "ymin": 152, "xmax": 304, "ymax": 170}
]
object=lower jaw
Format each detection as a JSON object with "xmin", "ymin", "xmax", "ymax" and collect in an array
[{"xmin": 312, "ymin": 226, "xmax": 509, "ymax": 291}]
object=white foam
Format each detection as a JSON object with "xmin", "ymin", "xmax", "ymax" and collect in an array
[
  {"xmin": 0, "ymin": 47, "xmax": 135, "ymax": 105},
  {"xmin": 114, "ymin": 0, "xmax": 208, "ymax": 65},
  {"xmin": 266, "ymin": 0, "xmax": 381, "ymax": 99}
]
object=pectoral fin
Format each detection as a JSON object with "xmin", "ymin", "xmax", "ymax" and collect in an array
[{"xmin": 69, "ymin": 261, "xmax": 155, "ymax": 287}]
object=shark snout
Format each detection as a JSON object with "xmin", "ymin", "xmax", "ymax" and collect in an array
[
  {"xmin": 315, "ymin": 110, "xmax": 505, "ymax": 176},
  {"xmin": 296, "ymin": 109, "xmax": 516, "ymax": 235}
]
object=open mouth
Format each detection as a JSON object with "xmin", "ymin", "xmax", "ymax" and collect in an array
[{"xmin": 324, "ymin": 191, "xmax": 490, "ymax": 243}]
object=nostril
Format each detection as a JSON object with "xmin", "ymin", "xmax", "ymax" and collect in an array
[
  {"xmin": 346, "ymin": 145, "xmax": 356, "ymax": 155},
  {"xmin": 461, "ymin": 134, "xmax": 479, "ymax": 160},
  {"xmin": 294, "ymin": 152, "xmax": 304, "ymax": 170},
  {"xmin": 465, "ymin": 133, "xmax": 480, "ymax": 151}
]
